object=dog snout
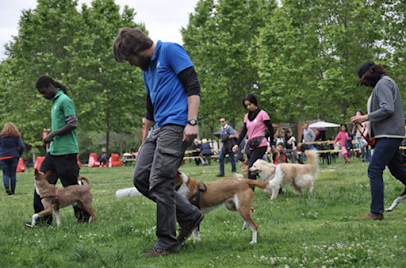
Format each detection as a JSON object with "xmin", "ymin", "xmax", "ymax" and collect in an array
[{"xmin": 249, "ymin": 167, "xmax": 258, "ymax": 175}]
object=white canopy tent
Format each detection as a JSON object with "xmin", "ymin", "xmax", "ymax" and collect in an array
[{"xmin": 309, "ymin": 121, "xmax": 340, "ymax": 128}]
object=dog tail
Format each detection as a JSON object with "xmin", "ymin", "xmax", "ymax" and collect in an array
[
  {"xmin": 246, "ymin": 180, "xmax": 270, "ymax": 189},
  {"xmin": 78, "ymin": 176, "xmax": 91, "ymax": 187},
  {"xmin": 305, "ymin": 149, "xmax": 319, "ymax": 170},
  {"xmin": 246, "ymin": 171, "xmax": 284, "ymax": 191}
]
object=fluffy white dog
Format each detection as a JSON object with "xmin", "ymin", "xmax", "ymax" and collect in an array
[{"xmin": 250, "ymin": 150, "xmax": 319, "ymax": 199}]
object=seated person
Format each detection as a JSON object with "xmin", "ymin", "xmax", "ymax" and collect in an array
[
  {"xmin": 283, "ymin": 128, "xmax": 303, "ymax": 164},
  {"xmin": 274, "ymin": 142, "xmax": 287, "ymax": 164},
  {"xmin": 99, "ymin": 152, "xmax": 109, "ymax": 167},
  {"xmin": 191, "ymin": 139, "xmax": 202, "ymax": 165},
  {"xmin": 200, "ymin": 138, "xmax": 213, "ymax": 165}
]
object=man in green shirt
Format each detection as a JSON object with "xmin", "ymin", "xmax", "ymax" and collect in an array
[{"xmin": 26, "ymin": 75, "xmax": 90, "ymax": 227}]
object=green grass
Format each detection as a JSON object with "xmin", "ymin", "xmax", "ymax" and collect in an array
[{"xmin": 1, "ymin": 157, "xmax": 406, "ymax": 267}]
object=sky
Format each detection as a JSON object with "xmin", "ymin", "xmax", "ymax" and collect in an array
[{"xmin": 0, "ymin": 0, "xmax": 199, "ymax": 60}]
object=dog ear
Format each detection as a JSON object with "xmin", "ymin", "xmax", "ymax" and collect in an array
[
  {"xmin": 179, "ymin": 159, "xmax": 185, "ymax": 167},
  {"xmin": 35, "ymin": 169, "xmax": 39, "ymax": 175},
  {"xmin": 44, "ymin": 170, "xmax": 52, "ymax": 178}
]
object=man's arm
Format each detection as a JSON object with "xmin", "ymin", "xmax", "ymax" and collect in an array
[
  {"xmin": 228, "ymin": 127, "xmax": 236, "ymax": 139},
  {"xmin": 178, "ymin": 66, "xmax": 201, "ymax": 141},
  {"xmin": 184, "ymin": 95, "xmax": 200, "ymax": 141},
  {"xmin": 44, "ymin": 115, "xmax": 77, "ymax": 143},
  {"xmin": 143, "ymin": 118, "xmax": 155, "ymax": 142},
  {"xmin": 143, "ymin": 94, "xmax": 155, "ymax": 142},
  {"xmin": 310, "ymin": 129, "xmax": 316, "ymax": 141}
]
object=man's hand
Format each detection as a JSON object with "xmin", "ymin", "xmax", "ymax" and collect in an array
[
  {"xmin": 183, "ymin": 125, "xmax": 198, "ymax": 141},
  {"xmin": 43, "ymin": 133, "xmax": 55, "ymax": 144}
]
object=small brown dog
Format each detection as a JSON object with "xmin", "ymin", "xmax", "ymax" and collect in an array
[
  {"xmin": 175, "ymin": 170, "xmax": 278, "ymax": 244},
  {"xmin": 29, "ymin": 169, "xmax": 97, "ymax": 227}
]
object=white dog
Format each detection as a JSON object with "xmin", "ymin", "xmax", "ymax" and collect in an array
[{"xmin": 250, "ymin": 150, "xmax": 318, "ymax": 199}]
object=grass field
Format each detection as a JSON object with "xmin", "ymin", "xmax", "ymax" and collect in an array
[{"xmin": 1, "ymin": 155, "xmax": 406, "ymax": 268}]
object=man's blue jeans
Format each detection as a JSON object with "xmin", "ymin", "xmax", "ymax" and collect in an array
[
  {"xmin": 368, "ymin": 138, "xmax": 406, "ymax": 214},
  {"xmin": 219, "ymin": 148, "xmax": 236, "ymax": 174}
]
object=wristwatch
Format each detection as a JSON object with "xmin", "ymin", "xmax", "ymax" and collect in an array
[{"xmin": 187, "ymin": 119, "xmax": 198, "ymax": 126}]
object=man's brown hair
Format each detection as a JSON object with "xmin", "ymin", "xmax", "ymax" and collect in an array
[{"xmin": 113, "ymin": 28, "xmax": 153, "ymax": 63}]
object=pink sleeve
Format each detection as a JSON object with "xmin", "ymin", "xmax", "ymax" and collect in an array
[
  {"xmin": 260, "ymin": 110, "xmax": 270, "ymax": 121},
  {"xmin": 334, "ymin": 133, "xmax": 340, "ymax": 144}
]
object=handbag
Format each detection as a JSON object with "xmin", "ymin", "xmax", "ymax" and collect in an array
[
  {"xmin": 247, "ymin": 136, "xmax": 265, "ymax": 149},
  {"xmin": 356, "ymin": 123, "xmax": 376, "ymax": 148}
]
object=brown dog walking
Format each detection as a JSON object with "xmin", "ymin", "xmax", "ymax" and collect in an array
[{"xmin": 29, "ymin": 169, "xmax": 96, "ymax": 227}]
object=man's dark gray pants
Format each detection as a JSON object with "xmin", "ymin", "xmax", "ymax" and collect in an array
[{"xmin": 133, "ymin": 124, "xmax": 201, "ymax": 252}]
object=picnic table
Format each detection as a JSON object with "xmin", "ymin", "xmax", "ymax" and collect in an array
[{"xmin": 183, "ymin": 149, "xmax": 219, "ymax": 160}]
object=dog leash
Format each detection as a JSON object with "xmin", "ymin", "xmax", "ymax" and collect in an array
[{"xmin": 42, "ymin": 188, "xmax": 60, "ymax": 206}]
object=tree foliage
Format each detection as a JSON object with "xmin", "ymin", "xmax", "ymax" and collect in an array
[
  {"xmin": 182, "ymin": 0, "xmax": 277, "ymax": 132},
  {"xmin": 2, "ymin": 0, "xmax": 406, "ymax": 153},
  {"xmin": 2, "ymin": 0, "xmax": 145, "ymax": 153},
  {"xmin": 182, "ymin": 0, "xmax": 406, "ymax": 129},
  {"xmin": 255, "ymin": 0, "xmax": 388, "ymax": 124}
]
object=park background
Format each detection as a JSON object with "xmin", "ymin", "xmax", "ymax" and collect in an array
[
  {"xmin": 2, "ymin": 1, "xmax": 406, "ymax": 267},
  {"xmin": 1, "ymin": 0, "xmax": 406, "ymax": 163}
]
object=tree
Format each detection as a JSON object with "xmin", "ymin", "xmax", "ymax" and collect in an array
[
  {"xmin": 3, "ymin": 0, "xmax": 146, "ymax": 153},
  {"xmin": 255, "ymin": 0, "xmax": 388, "ymax": 124},
  {"xmin": 381, "ymin": 0, "xmax": 406, "ymax": 101},
  {"xmin": 71, "ymin": 0, "xmax": 146, "ymax": 152},
  {"xmin": 182, "ymin": 0, "xmax": 277, "ymax": 131}
]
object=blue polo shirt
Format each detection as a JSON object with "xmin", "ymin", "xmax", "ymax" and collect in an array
[{"xmin": 143, "ymin": 41, "xmax": 193, "ymax": 127}]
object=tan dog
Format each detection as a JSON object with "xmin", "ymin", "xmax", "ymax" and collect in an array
[
  {"xmin": 250, "ymin": 150, "xmax": 318, "ymax": 200},
  {"xmin": 175, "ymin": 171, "xmax": 279, "ymax": 244},
  {"xmin": 29, "ymin": 169, "xmax": 97, "ymax": 227}
]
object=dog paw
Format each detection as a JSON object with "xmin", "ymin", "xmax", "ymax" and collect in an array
[
  {"xmin": 264, "ymin": 189, "xmax": 271, "ymax": 195},
  {"xmin": 385, "ymin": 208, "xmax": 394, "ymax": 212},
  {"xmin": 249, "ymin": 240, "xmax": 257, "ymax": 244}
]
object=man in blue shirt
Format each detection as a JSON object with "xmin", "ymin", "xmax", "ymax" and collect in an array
[{"xmin": 113, "ymin": 28, "xmax": 203, "ymax": 257}]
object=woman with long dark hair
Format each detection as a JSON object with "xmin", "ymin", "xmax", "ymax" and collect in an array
[
  {"xmin": 351, "ymin": 62, "xmax": 406, "ymax": 221},
  {"xmin": 232, "ymin": 94, "xmax": 274, "ymax": 184}
]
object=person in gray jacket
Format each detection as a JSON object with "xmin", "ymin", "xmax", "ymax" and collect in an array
[{"xmin": 351, "ymin": 61, "xmax": 406, "ymax": 221}]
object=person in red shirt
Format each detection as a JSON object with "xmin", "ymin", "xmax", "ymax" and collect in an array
[{"xmin": 274, "ymin": 142, "xmax": 288, "ymax": 164}]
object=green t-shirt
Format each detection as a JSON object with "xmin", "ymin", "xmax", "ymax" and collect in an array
[{"xmin": 49, "ymin": 91, "xmax": 79, "ymax": 155}]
